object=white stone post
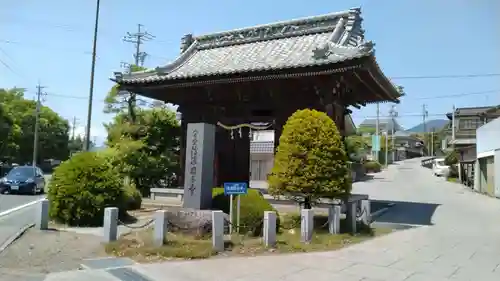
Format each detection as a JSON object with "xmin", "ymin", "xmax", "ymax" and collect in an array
[
  {"xmin": 153, "ymin": 210, "xmax": 168, "ymax": 246},
  {"xmin": 346, "ymin": 202, "xmax": 357, "ymax": 234},
  {"xmin": 36, "ymin": 199, "xmax": 49, "ymax": 230},
  {"xmin": 263, "ymin": 211, "xmax": 277, "ymax": 247},
  {"xmin": 300, "ymin": 209, "xmax": 314, "ymax": 243},
  {"xmin": 212, "ymin": 210, "xmax": 224, "ymax": 252},
  {"xmin": 103, "ymin": 207, "xmax": 118, "ymax": 242},
  {"xmin": 360, "ymin": 199, "xmax": 371, "ymax": 226},
  {"xmin": 328, "ymin": 205, "xmax": 341, "ymax": 234}
]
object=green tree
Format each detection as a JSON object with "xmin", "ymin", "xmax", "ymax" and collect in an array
[
  {"xmin": 105, "ymin": 107, "xmax": 180, "ymax": 195},
  {"xmin": 268, "ymin": 109, "xmax": 351, "ymax": 209},
  {"xmin": 104, "ymin": 65, "xmax": 180, "ymax": 196},
  {"xmin": 345, "ymin": 135, "xmax": 369, "ymax": 162},
  {"xmin": 0, "ymin": 88, "xmax": 70, "ymax": 163},
  {"xmin": 104, "ymin": 65, "xmax": 148, "ymax": 120}
]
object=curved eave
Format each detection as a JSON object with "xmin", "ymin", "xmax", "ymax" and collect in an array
[
  {"xmin": 112, "ymin": 55, "xmax": 371, "ymax": 89},
  {"xmin": 365, "ymin": 56, "xmax": 401, "ymax": 103}
]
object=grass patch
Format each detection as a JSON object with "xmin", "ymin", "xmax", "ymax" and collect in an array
[
  {"xmin": 105, "ymin": 213, "xmax": 393, "ymax": 262},
  {"xmin": 446, "ymin": 177, "xmax": 459, "ymax": 183}
]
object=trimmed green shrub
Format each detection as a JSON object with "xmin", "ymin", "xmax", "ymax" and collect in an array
[
  {"xmin": 47, "ymin": 151, "xmax": 125, "ymax": 226},
  {"xmin": 123, "ymin": 181, "xmax": 142, "ymax": 210},
  {"xmin": 448, "ymin": 164, "xmax": 459, "ymax": 178},
  {"xmin": 364, "ymin": 161, "xmax": 382, "ymax": 173},
  {"xmin": 444, "ymin": 150, "xmax": 459, "ymax": 166},
  {"xmin": 212, "ymin": 188, "xmax": 280, "ymax": 236},
  {"xmin": 268, "ymin": 109, "xmax": 351, "ymax": 208}
]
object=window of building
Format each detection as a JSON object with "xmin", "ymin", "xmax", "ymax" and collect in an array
[{"xmin": 460, "ymin": 119, "xmax": 482, "ymax": 129}]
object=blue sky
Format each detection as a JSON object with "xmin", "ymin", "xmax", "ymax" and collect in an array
[{"xmin": 1, "ymin": 0, "xmax": 499, "ymax": 145}]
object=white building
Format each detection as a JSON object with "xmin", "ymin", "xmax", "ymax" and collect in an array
[{"xmin": 474, "ymin": 117, "xmax": 500, "ymax": 197}]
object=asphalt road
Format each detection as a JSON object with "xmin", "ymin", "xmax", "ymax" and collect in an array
[
  {"xmin": 0, "ymin": 194, "xmax": 45, "ymax": 213},
  {"xmin": 0, "ymin": 174, "xmax": 50, "ymax": 213},
  {"xmin": 0, "ymin": 204, "xmax": 38, "ymax": 248}
]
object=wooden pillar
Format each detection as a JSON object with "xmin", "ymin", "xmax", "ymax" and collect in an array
[{"xmin": 317, "ymin": 79, "xmax": 347, "ymax": 138}]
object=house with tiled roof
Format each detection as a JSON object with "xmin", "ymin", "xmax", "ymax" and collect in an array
[
  {"xmin": 443, "ymin": 105, "xmax": 500, "ymax": 161},
  {"xmin": 358, "ymin": 118, "xmax": 403, "ymax": 135}
]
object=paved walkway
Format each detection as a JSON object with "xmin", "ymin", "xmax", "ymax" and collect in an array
[{"xmin": 45, "ymin": 159, "xmax": 500, "ymax": 281}]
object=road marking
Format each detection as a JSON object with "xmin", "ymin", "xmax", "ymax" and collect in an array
[{"xmin": 0, "ymin": 197, "xmax": 46, "ymax": 218}]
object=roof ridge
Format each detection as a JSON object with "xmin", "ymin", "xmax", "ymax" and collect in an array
[
  {"xmin": 191, "ymin": 7, "xmax": 362, "ymax": 49},
  {"xmin": 195, "ymin": 8, "xmax": 357, "ymax": 40}
]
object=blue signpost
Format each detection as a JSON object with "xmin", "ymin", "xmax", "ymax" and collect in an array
[
  {"xmin": 223, "ymin": 182, "xmax": 248, "ymax": 195},
  {"xmin": 223, "ymin": 182, "xmax": 248, "ymax": 233}
]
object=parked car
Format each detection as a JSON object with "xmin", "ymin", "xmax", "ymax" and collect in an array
[
  {"xmin": 432, "ymin": 158, "xmax": 450, "ymax": 177},
  {"xmin": 0, "ymin": 166, "xmax": 45, "ymax": 195}
]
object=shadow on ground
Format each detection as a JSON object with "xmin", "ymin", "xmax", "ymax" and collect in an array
[{"xmin": 373, "ymin": 200, "xmax": 440, "ymax": 226}]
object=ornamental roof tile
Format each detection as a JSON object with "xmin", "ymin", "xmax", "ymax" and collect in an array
[{"xmin": 116, "ymin": 7, "xmax": 375, "ymax": 84}]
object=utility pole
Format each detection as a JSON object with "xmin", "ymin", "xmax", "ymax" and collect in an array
[
  {"xmin": 33, "ymin": 83, "xmax": 46, "ymax": 167},
  {"xmin": 71, "ymin": 117, "xmax": 78, "ymax": 140},
  {"xmin": 122, "ymin": 24, "xmax": 155, "ymax": 115},
  {"xmin": 375, "ymin": 102, "xmax": 380, "ymax": 162},
  {"xmin": 451, "ymin": 105, "xmax": 456, "ymax": 150},
  {"xmin": 389, "ymin": 105, "xmax": 398, "ymax": 162},
  {"xmin": 422, "ymin": 104, "xmax": 429, "ymax": 155},
  {"xmin": 384, "ymin": 131, "xmax": 389, "ymax": 167},
  {"xmin": 430, "ymin": 130, "xmax": 434, "ymax": 156},
  {"xmin": 84, "ymin": 0, "xmax": 101, "ymax": 151},
  {"xmin": 122, "ymin": 24, "xmax": 155, "ymax": 67}
]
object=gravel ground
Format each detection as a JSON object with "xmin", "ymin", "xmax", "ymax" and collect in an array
[{"xmin": 0, "ymin": 228, "xmax": 107, "ymax": 280}]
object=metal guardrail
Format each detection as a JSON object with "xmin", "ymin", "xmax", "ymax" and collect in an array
[{"xmin": 421, "ymin": 157, "xmax": 436, "ymax": 169}]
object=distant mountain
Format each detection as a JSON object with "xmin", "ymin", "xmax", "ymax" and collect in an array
[{"xmin": 406, "ymin": 119, "xmax": 449, "ymax": 133}]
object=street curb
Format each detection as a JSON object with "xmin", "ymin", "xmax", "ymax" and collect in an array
[
  {"xmin": 0, "ymin": 223, "xmax": 35, "ymax": 254},
  {"xmin": 371, "ymin": 203, "xmax": 395, "ymax": 220},
  {"xmin": 0, "ymin": 197, "xmax": 46, "ymax": 218}
]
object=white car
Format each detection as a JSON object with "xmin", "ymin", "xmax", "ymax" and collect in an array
[{"xmin": 432, "ymin": 158, "xmax": 450, "ymax": 177}]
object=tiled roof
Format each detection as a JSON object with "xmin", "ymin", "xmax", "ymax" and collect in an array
[
  {"xmin": 358, "ymin": 118, "xmax": 403, "ymax": 132},
  {"xmin": 446, "ymin": 106, "xmax": 500, "ymax": 118},
  {"xmin": 116, "ymin": 7, "xmax": 375, "ymax": 84}
]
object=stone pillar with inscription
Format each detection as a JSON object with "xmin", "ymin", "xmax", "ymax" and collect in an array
[{"xmin": 183, "ymin": 123, "xmax": 216, "ymax": 210}]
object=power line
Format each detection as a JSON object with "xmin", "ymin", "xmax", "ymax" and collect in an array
[
  {"xmin": 391, "ymin": 73, "xmax": 500, "ymax": 80},
  {"xmin": 413, "ymin": 89, "xmax": 500, "ymax": 100},
  {"xmin": 41, "ymin": 87, "xmax": 500, "ymax": 105},
  {"xmin": 1, "ymin": 17, "xmax": 172, "ymax": 45}
]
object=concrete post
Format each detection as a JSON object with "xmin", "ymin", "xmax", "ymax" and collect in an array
[
  {"xmin": 300, "ymin": 209, "xmax": 314, "ymax": 243},
  {"xmin": 263, "ymin": 211, "xmax": 277, "ymax": 247},
  {"xmin": 346, "ymin": 202, "xmax": 357, "ymax": 234},
  {"xmin": 212, "ymin": 210, "xmax": 224, "ymax": 252},
  {"xmin": 103, "ymin": 207, "xmax": 118, "ymax": 242},
  {"xmin": 360, "ymin": 199, "xmax": 371, "ymax": 226},
  {"xmin": 328, "ymin": 205, "xmax": 341, "ymax": 234},
  {"xmin": 36, "ymin": 199, "xmax": 49, "ymax": 230},
  {"xmin": 153, "ymin": 210, "xmax": 168, "ymax": 247}
]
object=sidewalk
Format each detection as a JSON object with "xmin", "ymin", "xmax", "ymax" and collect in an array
[{"xmin": 44, "ymin": 159, "xmax": 500, "ymax": 281}]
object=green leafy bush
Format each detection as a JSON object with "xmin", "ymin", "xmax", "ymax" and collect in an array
[
  {"xmin": 364, "ymin": 161, "xmax": 382, "ymax": 173},
  {"xmin": 444, "ymin": 150, "xmax": 459, "ymax": 166},
  {"xmin": 268, "ymin": 109, "xmax": 351, "ymax": 208},
  {"xmin": 212, "ymin": 188, "xmax": 280, "ymax": 236},
  {"xmin": 122, "ymin": 181, "xmax": 142, "ymax": 210},
  {"xmin": 47, "ymin": 152, "xmax": 125, "ymax": 226},
  {"xmin": 448, "ymin": 164, "xmax": 459, "ymax": 178}
]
